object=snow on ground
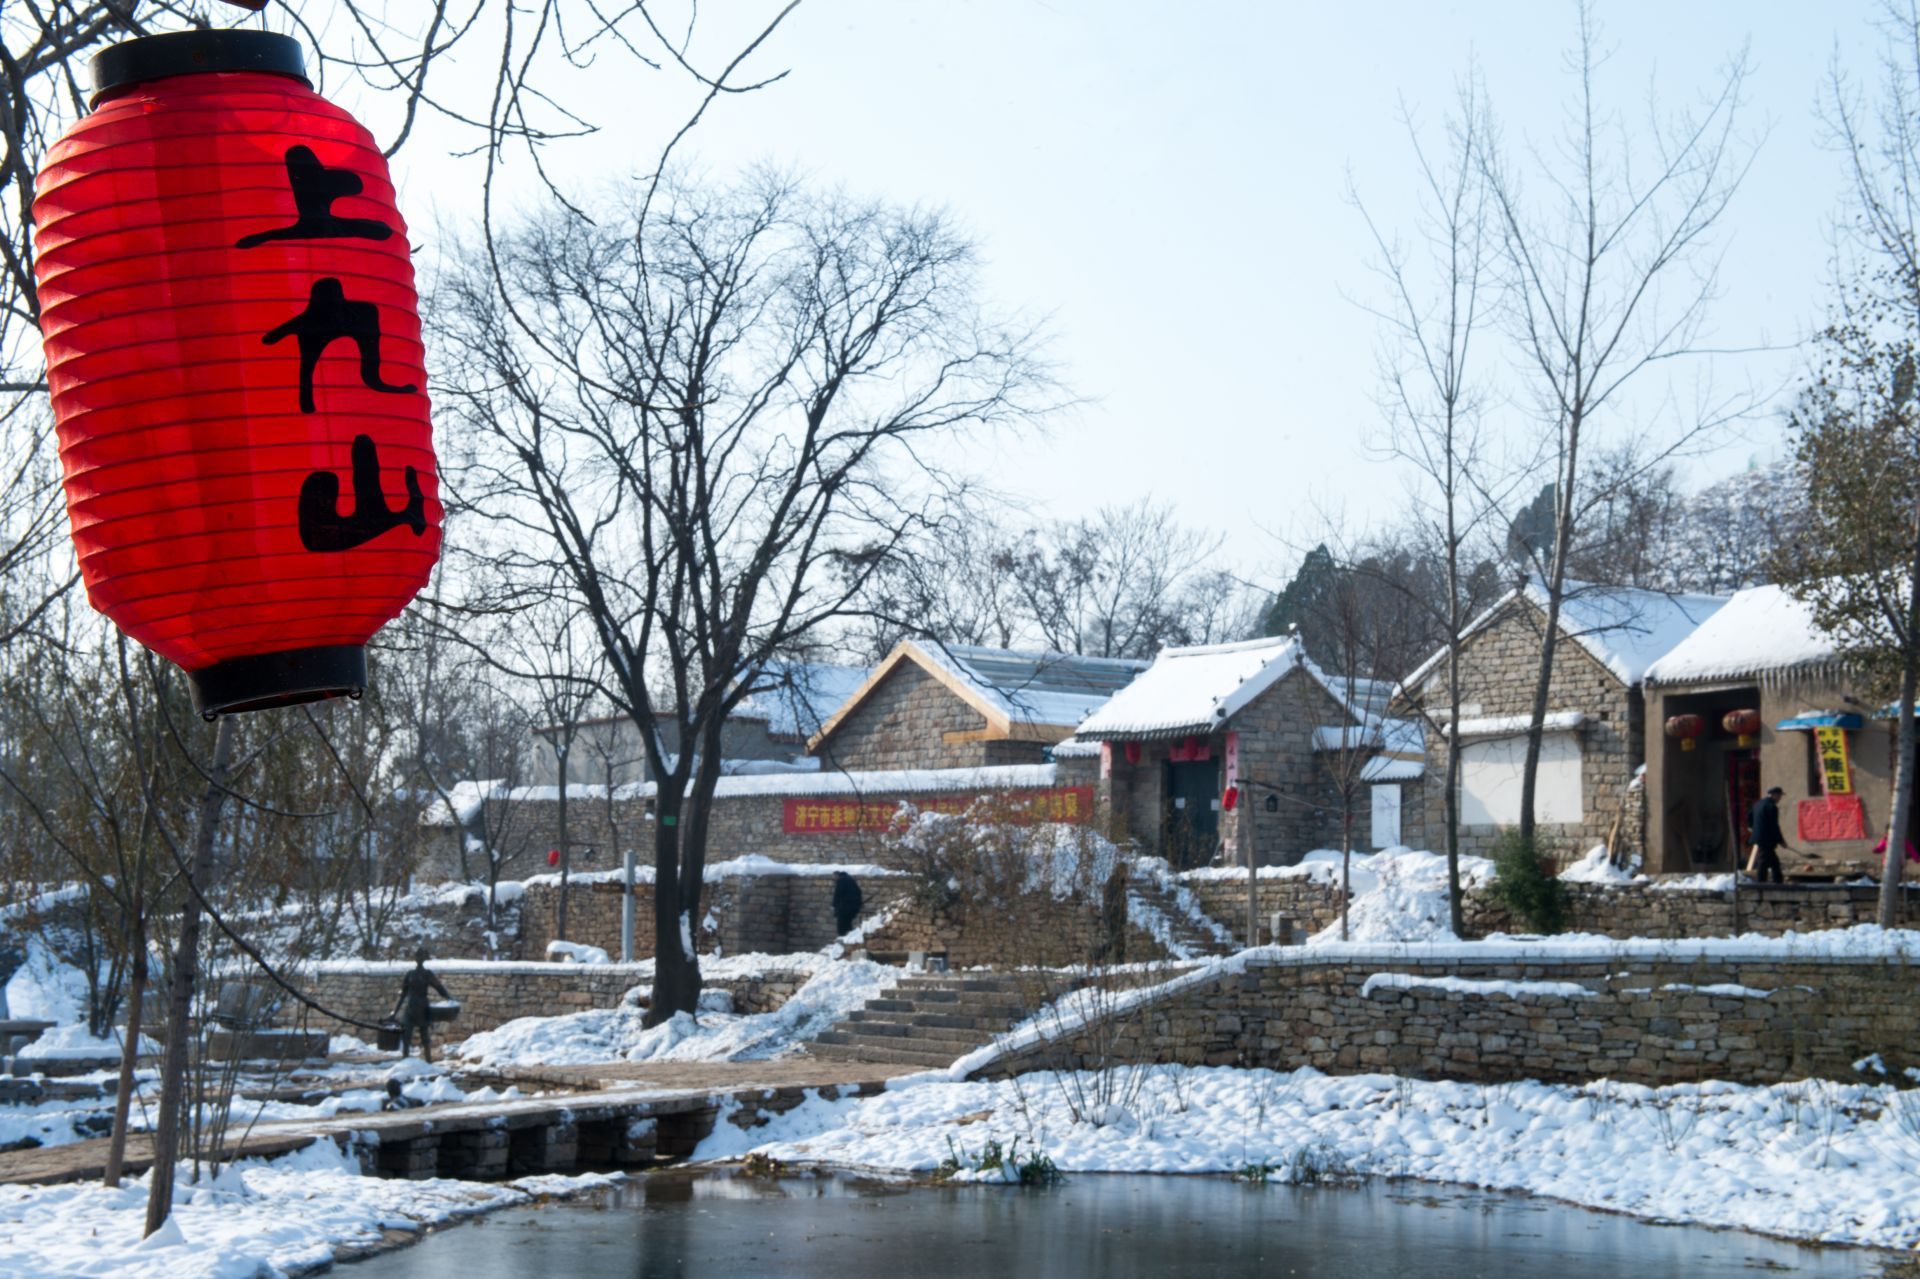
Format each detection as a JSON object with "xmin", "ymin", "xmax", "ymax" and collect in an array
[
  {"xmin": 1304, "ymin": 847, "xmax": 1494, "ymax": 945},
  {"xmin": 4, "ymin": 938, "xmax": 90, "ymax": 1024},
  {"xmin": 729, "ymin": 1064, "xmax": 1920, "ymax": 1251},
  {"xmin": 453, "ymin": 958, "xmax": 897, "ymax": 1068},
  {"xmin": 0, "ymin": 1139, "xmax": 617, "ymax": 1279},
  {"xmin": 1558, "ymin": 843, "xmax": 1641, "ymax": 884}
]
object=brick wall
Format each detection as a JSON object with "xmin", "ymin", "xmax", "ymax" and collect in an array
[
  {"xmin": 1405, "ymin": 599, "xmax": 1642, "ymax": 864},
  {"xmin": 987, "ymin": 951, "xmax": 1919, "ymax": 1085}
]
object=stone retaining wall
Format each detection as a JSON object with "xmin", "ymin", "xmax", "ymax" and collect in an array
[
  {"xmin": 1183, "ymin": 872, "xmax": 1918, "ymax": 944},
  {"xmin": 512, "ymin": 874, "xmax": 918, "ymax": 962},
  {"xmin": 861, "ymin": 890, "xmax": 1166, "ymax": 969},
  {"xmin": 986, "ymin": 950, "xmax": 1919, "ymax": 1086},
  {"xmin": 283, "ymin": 961, "xmax": 813, "ymax": 1039}
]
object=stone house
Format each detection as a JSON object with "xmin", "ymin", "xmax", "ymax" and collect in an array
[
  {"xmin": 1075, "ymin": 637, "xmax": 1423, "ymax": 868},
  {"xmin": 808, "ymin": 642, "xmax": 1146, "ymax": 772},
  {"xmin": 1642, "ymin": 584, "xmax": 1894, "ymax": 878},
  {"xmin": 527, "ymin": 662, "xmax": 866, "ymax": 788},
  {"xmin": 1398, "ymin": 581, "xmax": 1727, "ymax": 864}
]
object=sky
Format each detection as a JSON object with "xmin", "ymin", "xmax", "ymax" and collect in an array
[{"xmin": 338, "ymin": 1, "xmax": 1888, "ymax": 583}]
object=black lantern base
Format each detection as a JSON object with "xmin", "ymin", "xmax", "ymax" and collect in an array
[{"xmin": 188, "ymin": 645, "xmax": 366, "ymax": 719}]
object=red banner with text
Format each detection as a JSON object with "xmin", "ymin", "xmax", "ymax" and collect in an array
[{"xmin": 781, "ymin": 786, "xmax": 1094, "ymax": 834}]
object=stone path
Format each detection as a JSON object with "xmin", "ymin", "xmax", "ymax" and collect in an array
[{"xmin": 0, "ymin": 1058, "xmax": 912, "ymax": 1188}]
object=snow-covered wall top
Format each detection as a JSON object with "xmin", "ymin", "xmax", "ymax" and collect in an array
[{"xmin": 1643, "ymin": 583, "xmax": 1840, "ymax": 686}]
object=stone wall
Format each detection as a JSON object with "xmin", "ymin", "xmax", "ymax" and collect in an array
[
  {"xmin": 1182, "ymin": 872, "xmax": 1919, "ymax": 945},
  {"xmin": 284, "ymin": 961, "xmax": 813, "ymax": 1038},
  {"xmin": 814, "ymin": 661, "xmax": 1047, "ymax": 771},
  {"xmin": 513, "ymin": 872, "xmax": 918, "ymax": 962},
  {"xmin": 987, "ymin": 949, "xmax": 1919, "ymax": 1085},
  {"xmin": 861, "ymin": 888, "xmax": 1169, "ymax": 969},
  {"xmin": 1404, "ymin": 599, "xmax": 1642, "ymax": 865}
]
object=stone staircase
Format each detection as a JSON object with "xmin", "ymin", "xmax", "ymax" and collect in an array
[
  {"xmin": 805, "ymin": 973, "xmax": 1046, "ymax": 1069},
  {"xmin": 1126, "ymin": 874, "xmax": 1239, "ymax": 959}
]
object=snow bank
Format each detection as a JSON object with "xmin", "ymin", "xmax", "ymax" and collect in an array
[
  {"xmin": 1359, "ymin": 973, "xmax": 1596, "ymax": 1000},
  {"xmin": 1304, "ymin": 847, "xmax": 1493, "ymax": 945},
  {"xmin": 0, "ymin": 1139, "xmax": 617, "ymax": 1279},
  {"xmin": 739, "ymin": 1064, "xmax": 1920, "ymax": 1250},
  {"xmin": 1559, "ymin": 843, "xmax": 1641, "ymax": 884},
  {"xmin": 454, "ymin": 958, "xmax": 897, "ymax": 1068}
]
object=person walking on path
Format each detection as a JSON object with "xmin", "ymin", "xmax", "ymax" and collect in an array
[
  {"xmin": 1747, "ymin": 786, "xmax": 1792, "ymax": 885},
  {"xmin": 832, "ymin": 870, "xmax": 864, "ymax": 936},
  {"xmin": 391, "ymin": 947, "xmax": 451, "ymax": 1062}
]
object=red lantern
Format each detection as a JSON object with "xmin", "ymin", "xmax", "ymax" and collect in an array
[
  {"xmin": 1722, "ymin": 708, "xmax": 1761, "ymax": 747},
  {"xmin": 33, "ymin": 31, "xmax": 440, "ymax": 716},
  {"xmin": 1664, "ymin": 713, "xmax": 1705, "ymax": 752},
  {"xmin": 548, "ymin": 848, "xmax": 561, "ymax": 867},
  {"xmin": 1222, "ymin": 786, "xmax": 1239, "ymax": 812},
  {"xmin": 1123, "ymin": 741, "xmax": 1142, "ymax": 765}
]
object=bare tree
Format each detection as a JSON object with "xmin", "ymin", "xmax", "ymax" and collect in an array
[
  {"xmin": 434, "ymin": 171, "xmax": 1054, "ymax": 1020},
  {"xmin": 1481, "ymin": 1, "xmax": 1756, "ymax": 844},
  {"xmin": 1010, "ymin": 499, "xmax": 1223, "ymax": 658}
]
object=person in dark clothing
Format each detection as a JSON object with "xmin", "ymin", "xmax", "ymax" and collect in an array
[
  {"xmin": 832, "ymin": 871, "xmax": 864, "ymax": 936},
  {"xmin": 391, "ymin": 947, "xmax": 451, "ymax": 1062},
  {"xmin": 1097, "ymin": 864, "xmax": 1129, "ymax": 964},
  {"xmin": 1747, "ymin": 786, "xmax": 1791, "ymax": 885}
]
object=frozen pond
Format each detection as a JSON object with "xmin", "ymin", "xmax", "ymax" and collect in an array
[{"xmin": 346, "ymin": 1170, "xmax": 1898, "ymax": 1278}]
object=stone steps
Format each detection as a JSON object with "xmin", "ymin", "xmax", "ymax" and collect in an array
[
  {"xmin": 1127, "ymin": 877, "xmax": 1239, "ymax": 959},
  {"xmin": 803, "ymin": 973, "xmax": 1054, "ymax": 1068}
]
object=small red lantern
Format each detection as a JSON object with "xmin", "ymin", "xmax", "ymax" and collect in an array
[
  {"xmin": 1123, "ymin": 741, "xmax": 1142, "ymax": 765},
  {"xmin": 547, "ymin": 848, "xmax": 561, "ymax": 867},
  {"xmin": 1665, "ymin": 713, "xmax": 1705, "ymax": 752},
  {"xmin": 34, "ymin": 31, "xmax": 439, "ymax": 716},
  {"xmin": 1722, "ymin": 708, "xmax": 1761, "ymax": 747},
  {"xmin": 1222, "ymin": 786, "xmax": 1239, "ymax": 812}
]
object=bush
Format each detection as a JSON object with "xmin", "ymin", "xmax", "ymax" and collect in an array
[{"xmin": 1486, "ymin": 830, "xmax": 1568, "ymax": 934}]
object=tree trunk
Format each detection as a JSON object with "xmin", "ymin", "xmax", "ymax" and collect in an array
[
  {"xmin": 556, "ymin": 745, "xmax": 571, "ymax": 943},
  {"xmin": 1444, "ymin": 638, "xmax": 1464, "ymax": 937},
  {"xmin": 1882, "ymin": 512, "xmax": 1920, "ymax": 928},
  {"xmin": 144, "ymin": 714, "xmax": 235, "ymax": 1238},
  {"xmin": 1340, "ymin": 802, "xmax": 1353, "ymax": 942},
  {"xmin": 644, "ymin": 786, "xmax": 697, "ymax": 1025},
  {"xmin": 102, "ymin": 899, "xmax": 145, "ymax": 1188},
  {"xmin": 1243, "ymin": 775, "xmax": 1258, "ymax": 947},
  {"xmin": 1519, "ymin": 581, "xmax": 1568, "ymax": 845}
]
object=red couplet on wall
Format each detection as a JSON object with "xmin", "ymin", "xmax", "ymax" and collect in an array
[{"xmin": 33, "ymin": 30, "xmax": 440, "ymax": 716}]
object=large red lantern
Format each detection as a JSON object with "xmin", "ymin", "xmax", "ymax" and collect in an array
[
  {"xmin": 1664, "ymin": 713, "xmax": 1705, "ymax": 752},
  {"xmin": 1721, "ymin": 708, "xmax": 1761, "ymax": 747},
  {"xmin": 33, "ymin": 31, "xmax": 440, "ymax": 716}
]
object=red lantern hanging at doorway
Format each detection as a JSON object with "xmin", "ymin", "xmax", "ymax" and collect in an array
[
  {"xmin": 33, "ymin": 30, "xmax": 440, "ymax": 716},
  {"xmin": 1664, "ymin": 713, "xmax": 1705, "ymax": 752},
  {"xmin": 1721, "ymin": 708, "xmax": 1761, "ymax": 748}
]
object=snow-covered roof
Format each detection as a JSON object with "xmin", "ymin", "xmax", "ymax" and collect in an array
[
  {"xmin": 1048, "ymin": 736, "xmax": 1102, "ymax": 759},
  {"xmin": 1361, "ymin": 755, "xmax": 1425, "ymax": 782},
  {"xmin": 811, "ymin": 641, "xmax": 1146, "ymax": 748},
  {"xmin": 737, "ymin": 662, "xmax": 868, "ymax": 740},
  {"xmin": 1403, "ymin": 580, "xmax": 1729, "ymax": 694},
  {"xmin": 1078, "ymin": 636, "xmax": 1336, "ymax": 739},
  {"xmin": 1642, "ymin": 584, "xmax": 1841, "ymax": 686}
]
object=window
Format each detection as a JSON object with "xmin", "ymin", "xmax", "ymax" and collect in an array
[
  {"xmin": 1370, "ymin": 783, "xmax": 1402, "ymax": 849},
  {"xmin": 1459, "ymin": 732, "xmax": 1583, "ymax": 825}
]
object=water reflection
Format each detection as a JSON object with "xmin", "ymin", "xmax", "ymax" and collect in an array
[{"xmin": 348, "ymin": 1171, "xmax": 1897, "ymax": 1279}]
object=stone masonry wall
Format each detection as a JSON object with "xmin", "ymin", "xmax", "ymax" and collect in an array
[
  {"xmin": 1405, "ymin": 599, "xmax": 1642, "ymax": 865},
  {"xmin": 815, "ymin": 661, "xmax": 1044, "ymax": 771},
  {"xmin": 1184, "ymin": 873, "xmax": 1919, "ymax": 944},
  {"xmin": 285, "ymin": 961, "xmax": 812, "ymax": 1039},
  {"xmin": 861, "ymin": 889, "xmax": 1169, "ymax": 969},
  {"xmin": 513, "ymin": 873, "xmax": 917, "ymax": 963},
  {"xmin": 988, "ymin": 952, "xmax": 1919, "ymax": 1086}
]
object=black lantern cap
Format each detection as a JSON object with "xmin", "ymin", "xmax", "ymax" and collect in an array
[
  {"xmin": 188, "ymin": 644, "xmax": 366, "ymax": 718},
  {"xmin": 91, "ymin": 30, "xmax": 308, "ymax": 104}
]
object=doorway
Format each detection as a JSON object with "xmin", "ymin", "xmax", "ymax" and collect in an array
[
  {"xmin": 1724, "ymin": 748, "xmax": 1759, "ymax": 862},
  {"xmin": 1164, "ymin": 759, "xmax": 1221, "ymax": 869}
]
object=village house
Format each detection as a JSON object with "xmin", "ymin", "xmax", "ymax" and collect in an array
[
  {"xmin": 806, "ymin": 641, "xmax": 1146, "ymax": 773},
  {"xmin": 1642, "ymin": 584, "xmax": 1894, "ymax": 878},
  {"xmin": 526, "ymin": 662, "xmax": 867, "ymax": 787},
  {"xmin": 1075, "ymin": 636, "xmax": 1422, "ymax": 868},
  {"xmin": 1397, "ymin": 581, "xmax": 1727, "ymax": 865}
]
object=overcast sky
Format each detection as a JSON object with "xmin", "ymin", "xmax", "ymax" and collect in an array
[{"xmin": 360, "ymin": 1, "xmax": 1886, "ymax": 583}]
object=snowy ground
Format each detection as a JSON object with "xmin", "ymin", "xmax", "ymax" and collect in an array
[
  {"xmin": 453, "ymin": 957, "xmax": 896, "ymax": 1069},
  {"xmin": 714, "ymin": 1063, "xmax": 1920, "ymax": 1251},
  {"xmin": 0, "ymin": 1141, "xmax": 618, "ymax": 1279}
]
